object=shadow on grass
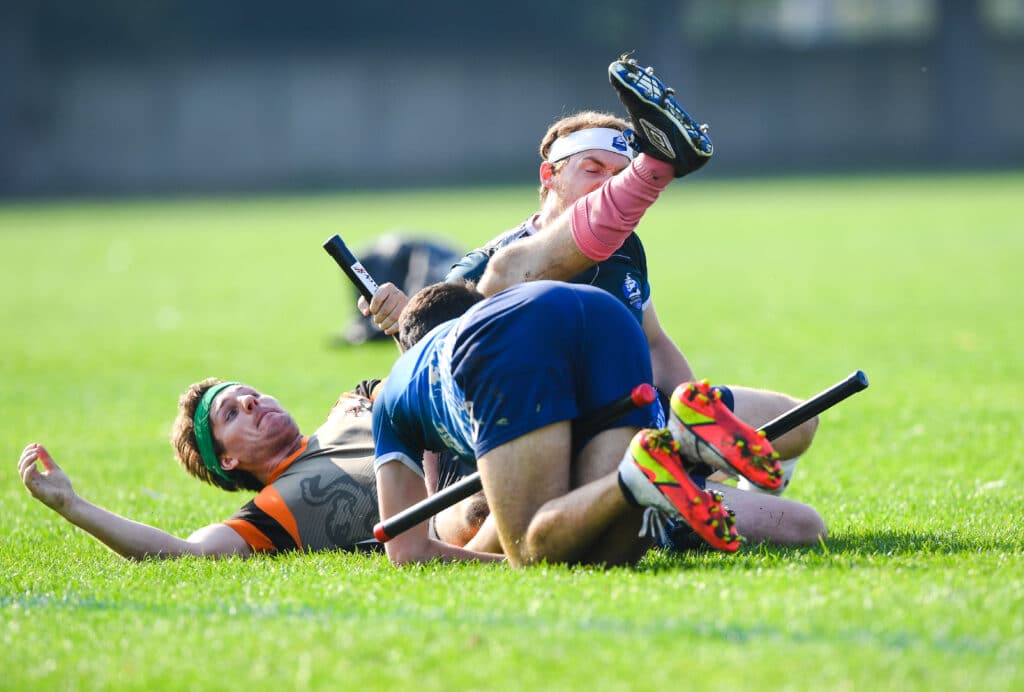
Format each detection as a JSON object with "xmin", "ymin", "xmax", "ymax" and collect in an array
[
  {"xmin": 819, "ymin": 528, "xmax": 1021, "ymax": 556},
  {"xmin": 638, "ymin": 526, "xmax": 1021, "ymax": 572}
]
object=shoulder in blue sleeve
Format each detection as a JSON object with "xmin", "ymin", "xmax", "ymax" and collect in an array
[
  {"xmin": 372, "ymin": 367, "xmax": 426, "ymax": 477},
  {"xmin": 445, "ymin": 249, "xmax": 492, "ymax": 284}
]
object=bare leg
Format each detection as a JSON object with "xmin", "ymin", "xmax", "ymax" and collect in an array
[
  {"xmin": 729, "ymin": 386, "xmax": 819, "ymax": 460},
  {"xmin": 478, "ymin": 155, "xmax": 674, "ymax": 295},
  {"xmin": 476, "ymin": 422, "xmax": 572, "ymax": 567},
  {"xmin": 708, "ymin": 481, "xmax": 826, "ymax": 546},
  {"xmin": 434, "ymin": 491, "xmax": 490, "ymax": 547},
  {"xmin": 568, "ymin": 426, "xmax": 650, "ymax": 566},
  {"xmin": 477, "ymin": 225, "xmax": 590, "ymax": 295},
  {"xmin": 476, "ymin": 423, "xmax": 646, "ymax": 567}
]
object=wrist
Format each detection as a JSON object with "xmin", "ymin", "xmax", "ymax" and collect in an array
[{"xmin": 55, "ymin": 491, "xmax": 85, "ymax": 520}]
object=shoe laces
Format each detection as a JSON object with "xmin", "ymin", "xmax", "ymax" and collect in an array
[{"xmin": 638, "ymin": 507, "xmax": 674, "ymax": 546}]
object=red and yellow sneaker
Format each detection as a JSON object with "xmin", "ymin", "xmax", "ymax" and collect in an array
[
  {"xmin": 668, "ymin": 380, "xmax": 784, "ymax": 491},
  {"xmin": 618, "ymin": 428, "xmax": 741, "ymax": 552}
]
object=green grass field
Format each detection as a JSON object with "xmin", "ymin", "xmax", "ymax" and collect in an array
[{"xmin": 2, "ymin": 172, "xmax": 1022, "ymax": 690}]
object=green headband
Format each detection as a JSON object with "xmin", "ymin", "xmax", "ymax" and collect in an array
[{"xmin": 193, "ymin": 381, "xmax": 239, "ymax": 483}]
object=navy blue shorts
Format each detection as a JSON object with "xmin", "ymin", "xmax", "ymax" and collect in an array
[{"xmin": 448, "ymin": 281, "xmax": 660, "ymax": 458}]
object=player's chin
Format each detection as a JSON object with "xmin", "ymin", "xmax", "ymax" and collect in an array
[{"xmin": 262, "ymin": 411, "xmax": 298, "ymax": 435}]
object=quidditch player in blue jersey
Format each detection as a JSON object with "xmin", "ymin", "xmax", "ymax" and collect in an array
[
  {"xmin": 361, "ymin": 58, "xmax": 820, "ymax": 523},
  {"xmin": 372, "ymin": 280, "xmax": 803, "ymax": 567}
]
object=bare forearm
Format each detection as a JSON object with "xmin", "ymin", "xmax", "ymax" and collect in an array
[
  {"xmin": 649, "ymin": 338, "xmax": 696, "ymax": 396},
  {"xmin": 426, "ymin": 537, "xmax": 504, "ymax": 563},
  {"xmin": 642, "ymin": 304, "xmax": 696, "ymax": 397},
  {"xmin": 385, "ymin": 531, "xmax": 504, "ymax": 565},
  {"xmin": 20, "ymin": 444, "xmax": 247, "ymax": 560},
  {"xmin": 422, "ymin": 451, "xmax": 441, "ymax": 495},
  {"xmin": 378, "ymin": 461, "xmax": 504, "ymax": 565},
  {"xmin": 58, "ymin": 495, "xmax": 213, "ymax": 560}
]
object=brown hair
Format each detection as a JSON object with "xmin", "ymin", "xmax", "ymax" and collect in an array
[
  {"xmin": 538, "ymin": 110, "xmax": 630, "ymax": 203},
  {"xmin": 398, "ymin": 281, "xmax": 485, "ymax": 351},
  {"xmin": 170, "ymin": 377, "xmax": 262, "ymax": 492}
]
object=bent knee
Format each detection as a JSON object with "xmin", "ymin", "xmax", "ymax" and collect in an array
[
  {"xmin": 461, "ymin": 492, "xmax": 491, "ymax": 530},
  {"xmin": 773, "ymin": 414, "xmax": 819, "ymax": 459},
  {"xmin": 798, "ymin": 414, "xmax": 820, "ymax": 447},
  {"xmin": 434, "ymin": 492, "xmax": 491, "ymax": 547},
  {"xmin": 477, "ymin": 253, "xmax": 514, "ymax": 296},
  {"xmin": 787, "ymin": 504, "xmax": 827, "ymax": 545}
]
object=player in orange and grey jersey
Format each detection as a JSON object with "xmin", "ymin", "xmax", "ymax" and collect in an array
[
  {"xmin": 17, "ymin": 382, "xmax": 383, "ymax": 560},
  {"xmin": 222, "ymin": 391, "xmax": 379, "ymax": 553}
]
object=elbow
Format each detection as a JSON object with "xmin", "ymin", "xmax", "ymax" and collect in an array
[{"xmin": 384, "ymin": 546, "xmax": 417, "ymax": 566}]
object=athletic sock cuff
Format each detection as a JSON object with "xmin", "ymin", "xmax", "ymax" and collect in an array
[
  {"xmin": 569, "ymin": 156, "xmax": 669, "ymax": 262},
  {"xmin": 632, "ymin": 154, "xmax": 674, "ymax": 188},
  {"xmin": 710, "ymin": 384, "xmax": 734, "ymax": 412}
]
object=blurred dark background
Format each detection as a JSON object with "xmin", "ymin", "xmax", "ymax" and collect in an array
[{"xmin": 2, "ymin": 0, "xmax": 1022, "ymax": 197}]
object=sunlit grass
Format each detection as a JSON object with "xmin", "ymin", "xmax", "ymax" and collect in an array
[{"xmin": 1, "ymin": 171, "xmax": 1022, "ymax": 690}]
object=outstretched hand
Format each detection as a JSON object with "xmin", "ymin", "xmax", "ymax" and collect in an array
[
  {"xmin": 19, "ymin": 443, "xmax": 75, "ymax": 512},
  {"xmin": 357, "ymin": 282, "xmax": 409, "ymax": 336}
]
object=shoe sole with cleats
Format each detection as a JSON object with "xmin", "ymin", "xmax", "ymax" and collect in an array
[
  {"xmin": 608, "ymin": 57, "xmax": 713, "ymax": 177},
  {"xmin": 668, "ymin": 380, "xmax": 784, "ymax": 491}
]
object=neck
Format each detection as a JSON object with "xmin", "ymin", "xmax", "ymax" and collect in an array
[
  {"xmin": 535, "ymin": 195, "xmax": 569, "ymax": 232},
  {"xmin": 250, "ymin": 432, "xmax": 305, "ymax": 485}
]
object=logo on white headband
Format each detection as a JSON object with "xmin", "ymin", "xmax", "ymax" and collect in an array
[{"xmin": 547, "ymin": 127, "xmax": 637, "ymax": 163}]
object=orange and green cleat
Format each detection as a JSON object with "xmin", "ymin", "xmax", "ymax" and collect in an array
[
  {"xmin": 668, "ymin": 380, "xmax": 784, "ymax": 491},
  {"xmin": 618, "ymin": 428, "xmax": 741, "ymax": 552}
]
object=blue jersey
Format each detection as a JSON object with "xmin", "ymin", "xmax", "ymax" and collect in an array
[
  {"xmin": 445, "ymin": 217, "xmax": 651, "ymax": 323},
  {"xmin": 372, "ymin": 319, "xmax": 474, "ymax": 476},
  {"xmin": 373, "ymin": 281, "xmax": 660, "ymax": 475}
]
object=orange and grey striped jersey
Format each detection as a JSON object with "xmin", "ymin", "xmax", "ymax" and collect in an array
[{"xmin": 223, "ymin": 394, "xmax": 379, "ymax": 553}]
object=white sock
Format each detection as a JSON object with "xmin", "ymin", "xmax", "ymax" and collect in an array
[{"xmin": 737, "ymin": 456, "xmax": 800, "ymax": 496}]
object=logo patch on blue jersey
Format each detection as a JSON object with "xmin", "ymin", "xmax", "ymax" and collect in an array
[{"xmin": 622, "ymin": 273, "xmax": 643, "ymax": 310}]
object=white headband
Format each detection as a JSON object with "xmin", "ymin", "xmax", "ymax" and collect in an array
[{"xmin": 546, "ymin": 127, "xmax": 635, "ymax": 163}]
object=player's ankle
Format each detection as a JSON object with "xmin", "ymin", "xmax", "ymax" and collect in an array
[{"xmin": 633, "ymin": 154, "xmax": 674, "ymax": 186}]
